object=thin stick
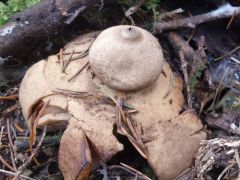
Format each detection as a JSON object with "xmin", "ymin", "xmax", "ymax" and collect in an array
[
  {"xmin": 6, "ymin": 119, "xmax": 17, "ymax": 170},
  {"xmin": 214, "ymin": 45, "xmax": 240, "ymax": 61},
  {"xmin": 13, "ymin": 126, "xmax": 47, "ymax": 180},
  {"xmin": 0, "ymin": 169, "xmax": 35, "ymax": 180},
  {"xmin": 231, "ymin": 57, "xmax": 240, "ymax": 64},
  {"xmin": 0, "ymin": 155, "xmax": 15, "ymax": 172},
  {"xmin": 155, "ymin": 3, "xmax": 240, "ymax": 33},
  {"xmin": 125, "ymin": 0, "xmax": 145, "ymax": 17},
  {"xmin": 179, "ymin": 51, "xmax": 192, "ymax": 109}
]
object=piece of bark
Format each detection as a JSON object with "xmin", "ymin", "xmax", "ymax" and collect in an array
[
  {"xmin": 155, "ymin": 3, "xmax": 240, "ymax": 33},
  {"xmin": 166, "ymin": 32, "xmax": 195, "ymax": 63},
  {"xmin": 0, "ymin": 0, "xmax": 100, "ymax": 61}
]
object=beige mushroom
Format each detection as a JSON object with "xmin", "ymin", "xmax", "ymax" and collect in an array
[
  {"xmin": 89, "ymin": 25, "xmax": 164, "ymax": 91},
  {"xmin": 19, "ymin": 29, "xmax": 206, "ymax": 180}
]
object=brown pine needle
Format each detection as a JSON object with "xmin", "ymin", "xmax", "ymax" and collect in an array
[
  {"xmin": 62, "ymin": 50, "xmax": 74, "ymax": 72},
  {"xmin": 0, "ymin": 95, "xmax": 18, "ymax": 100},
  {"xmin": 67, "ymin": 61, "xmax": 89, "ymax": 82}
]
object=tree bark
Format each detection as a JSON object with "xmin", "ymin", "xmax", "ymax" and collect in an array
[{"xmin": 0, "ymin": 0, "xmax": 101, "ymax": 61}]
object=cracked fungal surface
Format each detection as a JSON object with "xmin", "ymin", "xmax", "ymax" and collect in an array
[{"xmin": 19, "ymin": 27, "xmax": 206, "ymax": 180}]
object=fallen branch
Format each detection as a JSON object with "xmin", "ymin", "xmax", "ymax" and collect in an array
[
  {"xmin": 0, "ymin": 0, "xmax": 101, "ymax": 61},
  {"xmin": 155, "ymin": 3, "xmax": 240, "ymax": 33}
]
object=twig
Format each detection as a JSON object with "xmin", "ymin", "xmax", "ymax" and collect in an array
[
  {"xmin": 6, "ymin": 119, "xmax": 17, "ymax": 171},
  {"xmin": 0, "ymin": 169, "xmax": 35, "ymax": 180},
  {"xmin": 125, "ymin": 0, "xmax": 145, "ymax": 17},
  {"xmin": 0, "ymin": 155, "xmax": 15, "ymax": 172},
  {"xmin": 155, "ymin": 3, "xmax": 240, "ymax": 33},
  {"xmin": 13, "ymin": 126, "xmax": 47, "ymax": 180},
  {"xmin": 179, "ymin": 51, "xmax": 192, "ymax": 109},
  {"xmin": 231, "ymin": 57, "xmax": 240, "ymax": 64},
  {"xmin": 166, "ymin": 32, "xmax": 195, "ymax": 63},
  {"xmin": 157, "ymin": 8, "xmax": 184, "ymax": 21}
]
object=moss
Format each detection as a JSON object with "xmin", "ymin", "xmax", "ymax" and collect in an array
[
  {"xmin": 189, "ymin": 68, "xmax": 204, "ymax": 94},
  {"xmin": 0, "ymin": 0, "xmax": 40, "ymax": 26}
]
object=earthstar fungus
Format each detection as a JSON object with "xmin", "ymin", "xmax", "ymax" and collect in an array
[
  {"xmin": 19, "ymin": 26, "xmax": 206, "ymax": 180},
  {"xmin": 89, "ymin": 25, "xmax": 164, "ymax": 91}
]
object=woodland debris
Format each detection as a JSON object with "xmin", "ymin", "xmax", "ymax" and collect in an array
[
  {"xmin": 195, "ymin": 137, "xmax": 240, "ymax": 180},
  {"xmin": 125, "ymin": 0, "xmax": 145, "ymax": 17},
  {"xmin": 155, "ymin": 3, "xmax": 240, "ymax": 33},
  {"xmin": 166, "ymin": 32, "xmax": 194, "ymax": 63},
  {"xmin": 0, "ymin": 0, "xmax": 101, "ymax": 61}
]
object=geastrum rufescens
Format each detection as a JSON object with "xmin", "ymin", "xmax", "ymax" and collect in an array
[{"xmin": 19, "ymin": 25, "xmax": 206, "ymax": 180}]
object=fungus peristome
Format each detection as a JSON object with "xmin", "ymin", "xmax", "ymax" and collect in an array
[{"xmin": 89, "ymin": 25, "xmax": 164, "ymax": 91}]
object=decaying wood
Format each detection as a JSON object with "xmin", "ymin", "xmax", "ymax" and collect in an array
[
  {"xmin": 0, "ymin": 0, "xmax": 101, "ymax": 61},
  {"xmin": 155, "ymin": 3, "xmax": 240, "ymax": 33},
  {"xmin": 166, "ymin": 32, "xmax": 195, "ymax": 63}
]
